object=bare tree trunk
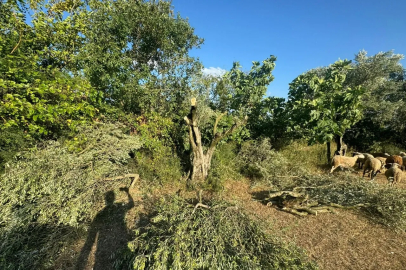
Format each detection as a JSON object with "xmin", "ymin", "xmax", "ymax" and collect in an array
[
  {"xmin": 327, "ymin": 141, "xmax": 331, "ymax": 164},
  {"xmin": 184, "ymin": 99, "xmax": 243, "ymax": 185}
]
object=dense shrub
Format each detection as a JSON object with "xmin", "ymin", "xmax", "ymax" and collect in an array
[
  {"xmin": 129, "ymin": 112, "xmax": 183, "ymax": 185},
  {"xmin": 131, "ymin": 146, "xmax": 183, "ymax": 186},
  {"xmin": 127, "ymin": 196, "xmax": 318, "ymax": 270},
  {"xmin": 207, "ymin": 142, "xmax": 243, "ymax": 191},
  {"xmin": 238, "ymin": 139, "xmax": 308, "ymax": 188}
]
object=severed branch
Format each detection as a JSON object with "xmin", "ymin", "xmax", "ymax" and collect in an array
[
  {"xmin": 102, "ymin": 174, "xmax": 139, "ymax": 189},
  {"xmin": 192, "ymin": 203, "xmax": 210, "ymax": 214},
  {"xmin": 264, "ymin": 190, "xmax": 368, "ymax": 216}
]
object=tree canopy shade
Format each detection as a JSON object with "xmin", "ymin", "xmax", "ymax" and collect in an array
[
  {"xmin": 247, "ymin": 96, "xmax": 287, "ymax": 145},
  {"xmin": 287, "ymin": 60, "xmax": 365, "ymax": 162}
]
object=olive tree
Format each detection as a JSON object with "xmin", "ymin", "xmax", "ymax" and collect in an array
[
  {"xmin": 82, "ymin": 0, "xmax": 203, "ymax": 115},
  {"xmin": 184, "ymin": 56, "xmax": 277, "ymax": 184},
  {"xmin": 344, "ymin": 50, "xmax": 406, "ymax": 149}
]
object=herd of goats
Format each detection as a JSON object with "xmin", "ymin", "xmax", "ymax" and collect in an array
[{"xmin": 330, "ymin": 152, "xmax": 406, "ymax": 186}]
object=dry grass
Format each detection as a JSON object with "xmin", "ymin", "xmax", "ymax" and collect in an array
[{"xmin": 221, "ymin": 178, "xmax": 406, "ymax": 270}]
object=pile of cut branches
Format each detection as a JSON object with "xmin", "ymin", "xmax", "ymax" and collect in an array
[{"xmin": 263, "ymin": 188, "xmax": 369, "ymax": 216}]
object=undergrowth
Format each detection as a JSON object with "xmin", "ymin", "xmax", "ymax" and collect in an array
[
  {"xmin": 207, "ymin": 142, "xmax": 242, "ymax": 191},
  {"xmin": 126, "ymin": 195, "xmax": 318, "ymax": 270}
]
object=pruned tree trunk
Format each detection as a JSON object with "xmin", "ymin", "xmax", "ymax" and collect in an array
[{"xmin": 184, "ymin": 98, "xmax": 244, "ymax": 185}]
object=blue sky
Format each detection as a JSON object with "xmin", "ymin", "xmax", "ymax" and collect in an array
[{"xmin": 172, "ymin": 0, "xmax": 406, "ymax": 98}]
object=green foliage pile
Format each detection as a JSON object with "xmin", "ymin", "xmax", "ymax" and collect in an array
[
  {"xmin": 127, "ymin": 196, "xmax": 317, "ymax": 270},
  {"xmin": 302, "ymin": 176, "xmax": 406, "ymax": 229},
  {"xmin": 1, "ymin": 123, "xmax": 141, "ymax": 226},
  {"xmin": 0, "ymin": 123, "xmax": 142, "ymax": 269}
]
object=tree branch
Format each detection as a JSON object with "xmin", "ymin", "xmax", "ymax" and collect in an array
[
  {"xmin": 10, "ymin": 13, "xmax": 23, "ymax": 54},
  {"xmin": 213, "ymin": 112, "xmax": 227, "ymax": 136}
]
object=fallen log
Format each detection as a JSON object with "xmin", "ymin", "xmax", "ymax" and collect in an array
[{"xmin": 263, "ymin": 190, "xmax": 367, "ymax": 216}]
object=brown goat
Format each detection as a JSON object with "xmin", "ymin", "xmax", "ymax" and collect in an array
[{"xmin": 386, "ymin": 155, "xmax": 404, "ymax": 170}]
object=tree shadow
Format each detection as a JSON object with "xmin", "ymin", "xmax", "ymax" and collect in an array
[{"xmin": 75, "ymin": 188, "xmax": 134, "ymax": 270}]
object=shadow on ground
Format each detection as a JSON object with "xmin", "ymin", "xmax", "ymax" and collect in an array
[{"xmin": 75, "ymin": 187, "xmax": 134, "ymax": 270}]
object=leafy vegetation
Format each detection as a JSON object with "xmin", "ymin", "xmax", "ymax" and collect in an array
[
  {"xmin": 239, "ymin": 139, "xmax": 406, "ymax": 230},
  {"xmin": 1, "ymin": 0, "xmax": 406, "ymax": 269},
  {"xmin": 0, "ymin": 123, "xmax": 141, "ymax": 268},
  {"xmin": 287, "ymin": 60, "xmax": 365, "ymax": 162},
  {"xmin": 127, "ymin": 195, "xmax": 317, "ymax": 270}
]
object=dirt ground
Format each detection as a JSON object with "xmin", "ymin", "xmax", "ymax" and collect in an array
[
  {"xmin": 222, "ymin": 174, "xmax": 406, "ymax": 270},
  {"xmin": 56, "ymin": 169, "xmax": 406, "ymax": 270}
]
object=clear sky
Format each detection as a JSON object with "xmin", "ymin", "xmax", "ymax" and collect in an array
[{"xmin": 172, "ymin": 0, "xmax": 406, "ymax": 98}]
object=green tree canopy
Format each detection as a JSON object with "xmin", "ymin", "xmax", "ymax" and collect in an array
[
  {"xmin": 344, "ymin": 50, "xmax": 406, "ymax": 149},
  {"xmin": 82, "ymin": 0, "xmax": 203, "ymax": 114},
  {"xmin": 287, "ymin": 60, "xmax": 365, "ymax": 161},
  {"xmin": 0, "ymin": 0, "xmax": 102, "ymax": 138}
]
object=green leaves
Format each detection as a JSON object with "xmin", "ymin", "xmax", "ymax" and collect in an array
[
  {"xmin": 222, "ymin": 55, "xmax": 277, "ymax": 115},
  {"xmin": 0, "ymin": 55, "xmax": 102, "ymax": 137},
  {"xmin": 127, "ymin": 195, "xmax": 317, "ymax": 270},
  {"xmin": 82, "ymin": 0, "xmax": 203, "ymax": 114},
  {"xmin": 287, "ymin": 59, "xmax": 365, "ymax": 145}
]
